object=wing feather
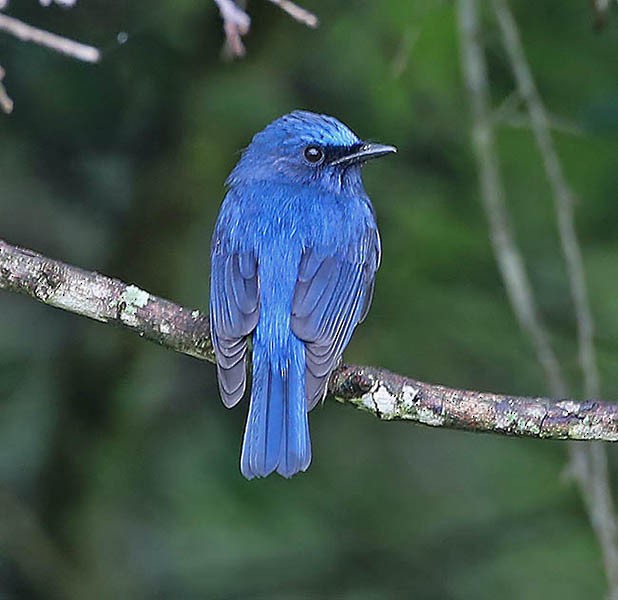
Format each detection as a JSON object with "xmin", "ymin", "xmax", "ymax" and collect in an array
[
  {"xmin": 210, "ymin": 251, "xmax": 260, "ymax": 408},
  {"xmin": 291, "ymin": 228, "xmax": 380, "ymax": 410}
]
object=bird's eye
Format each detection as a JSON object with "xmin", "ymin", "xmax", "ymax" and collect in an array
[{"xmin": 303, "ymin": 145, "xmax": 325, "ymax": 165}]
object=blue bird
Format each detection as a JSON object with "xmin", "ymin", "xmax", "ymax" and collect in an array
[{"xmin": 209, "ymin": 111, "xmax": 395, "ymax": 479}]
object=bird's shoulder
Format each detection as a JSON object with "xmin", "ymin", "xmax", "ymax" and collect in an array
[{"xmin": 213, "ymin": 182, "xmax": 377, "ymax": 258}]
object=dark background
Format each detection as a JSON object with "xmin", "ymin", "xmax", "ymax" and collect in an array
[{"xmin": 1, "ymin": 1, "xmax": 618, "ymax": 598}]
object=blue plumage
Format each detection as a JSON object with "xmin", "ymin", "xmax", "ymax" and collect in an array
[{"xmin": 209, "ymin": 111, "xmax": 395, "ymax": 479}]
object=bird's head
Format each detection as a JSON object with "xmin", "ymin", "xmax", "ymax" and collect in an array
[{"xmin": 226, "ymin": 110, "xmax": 396, "ymax": 194}]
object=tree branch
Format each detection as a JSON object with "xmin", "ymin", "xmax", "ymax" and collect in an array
[
  {"xmin": 213, "ymin": 0, "xmax": 251, "ymax": 58},
  {"xmin": 0, "ymin": 64, "xmax": 13, "ymax": 114},
  {"xmin": 0, "ymin": 239, "xmax": 213, "ymax": 361},
  {"xmin": 2, "ymin": 237, "xmax": 618, "ymax": 442},
  {"xmin": 458, "ymin": 0, "xmax": 618, "ymax": 594},
  {"xmin": 213, "ymin": 0, "xmax": 318, "ymax": 58},
  {"xmin": 0, "ymin": 13, "xmax": 99, "ymax": 63},
  {"xmin": 491, "ymin": 0, "xmax": 618, "ymax": 593},
  {"xmin": 492, "ymin": 0, "xmax": 600, "ymax": 402},
  {"xmin": 0, "ymin": 5, "xmax": 99, "ymax": 115},
  {"xmin": 266, "ymin": 0, "xmax": 318, "ymax": 28},
  {"xmin": 456, "ymin": 0, "xmax": 567, "ymax": 398}
]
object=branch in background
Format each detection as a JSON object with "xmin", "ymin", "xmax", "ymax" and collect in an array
[
  {"xmin": 3, "ymin": 237, "xmax": 618, "ymax": 442},
  {"xmin": 499, "ymin": 113, "xmax": 583, "ymax": 136},
  {"xmin": 0, "ymin": 13, "xmax": 99, "ymax": 63},
  {"xmin": 491, "ymin": 0, "xmax": 618, "ymax": 592},
  {"xmin": 213, "ymin": 0, "xmax": 251, "ymax": 58},
  {"xmin": 458, "ymin": 0, "xmax": 618, "ymax": 595},
  {"xmin": 589, "ymin": 0, "xmax": 611, "ymax": 30},
  {"xmin": 267, "ymin": 0, "xmax": 318, "ymax": 28},
  {"xmin": 492, "ymin": 0, "xmax": 600, "ymax": 403},
  {"xmin": 568, "ymin": 442, "xmax": 618, "ymax": 600},
  {"xmin": 38, "ymin": 0, "xmax": 78, "ymax": 6},
  {"xmin": 214, "ymin": 0, "xmax": 318, "ymax": 58},
  {"xmin": 391, "ymin": 27, "xmax": 420, "ymax": 78},
  {"xmin": 0, "ymin": 64, "xmax": 13, "ymax": 113},
  {"xmin": 456, "ymin": 0, "xmax": 567, "ymax": 398},
  {"xmin": 0, "ymin": 6, "xmax": 99, "ymax": 113}
]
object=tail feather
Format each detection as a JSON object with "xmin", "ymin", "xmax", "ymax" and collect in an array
[
  {"xmin": 277, "ymin": 356, "xmax": 311, "ymax": 478},
  {"xmin": 241, "ymin": 344, "xmax": 311, "ymax": 479}
]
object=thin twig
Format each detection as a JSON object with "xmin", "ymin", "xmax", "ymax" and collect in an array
[
  {"xmin": 391, "ymin": 27, "xmax": 420, "ymax": 78},
  {"xmin": 39, "ymin": 0, "xmax": 79, "ymax": 6},
  {"xmin": 456, "ymin": 0, "xmax": 567, "ymax": 399},
  {"xmin": 3, "ymin": 237, "xmax": 618, "ymax": 441},
  {"xmin": 460, "ymin": 0, "xmax": 618, "ymax": 593},
  {"xmin": 492, "ymin": 0, "xmax": 618, "ymax": 594},
  {"xmin": 0, "ymin": 64, "xmax": 13, "ymax": 113},
  {"xmin": 266, "ymin": 0, "xmax": 319, "ymax": 28},
  {"xmin": 495, "ymin": 111, "xmax": 584, "ymax": 137},
  {"xmin": 213, "ymin": 0, "xmax": 318, "ymax": 58},
  {"xmin": 0, "ymin": 13, "xmax": 99, "ymax": 63},
  {"xmin": 213, "ymin": 0, "xmax": 250, "ymax": 58},
  {"xmin": 567, "ymin": 442, "xmax": 618, "ymax": 600},
  {"xmin": 490, "ymin": 89, "xmax": 522, "ymax": 123},
  {"xmin": 492, "ymin": 0, "xmax": 599, "ymax": 402},
  {"xmin": 589, "ymin": 0, "xmax": 611, "ymax": 30}
]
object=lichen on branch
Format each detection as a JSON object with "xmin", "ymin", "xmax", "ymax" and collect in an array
[{"xmin": 1, "ymin": 238, "xmax": 618, "ymax": 442}]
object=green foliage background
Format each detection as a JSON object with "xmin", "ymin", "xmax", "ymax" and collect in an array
[{"xmin": 1, "ymin": 1, "xmax": 618, "ymax": 597}]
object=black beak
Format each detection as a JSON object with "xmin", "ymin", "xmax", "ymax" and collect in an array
[{"xmin": 330, "ymin": 142, "xmax": 397, "ymax": 166}]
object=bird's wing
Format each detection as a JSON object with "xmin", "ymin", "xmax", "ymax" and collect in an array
[
  {"xmin": 210, "ymin": 250, "xmax": 260, "ymax": 407},
  {"xmin": 291, "ymin": 228, "xmax": 380, "ymax": 410}
]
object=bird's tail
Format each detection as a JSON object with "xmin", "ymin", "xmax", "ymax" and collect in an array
[{"xmin": 240, "ymin": 339, "xmax": 311, "ymax": 479}]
